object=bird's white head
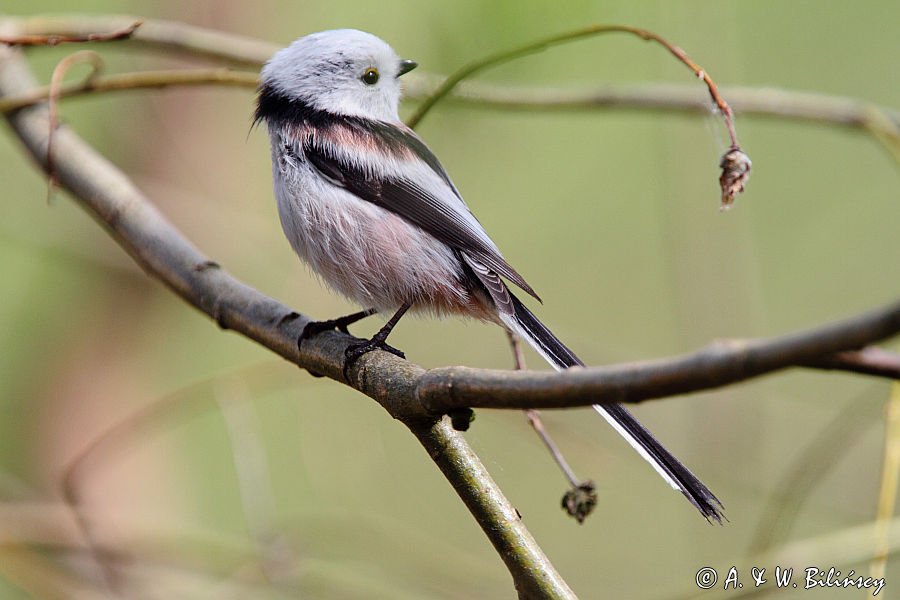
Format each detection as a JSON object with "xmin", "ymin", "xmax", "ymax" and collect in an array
[{"xmin": 260, "ymin": 29, "xmax": 417, "ymax": 122}]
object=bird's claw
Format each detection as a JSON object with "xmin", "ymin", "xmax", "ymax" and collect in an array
[
  {"xmin": 300, "ymin": 319, "xmax": 347, "ymax": 345},
  {"xmin": 342, "ymin": 338, "xmax": 406, "ymax": 379},
  {"xmin": 299, "ymin": 310, "xmax": 375, "ymax": 350}
]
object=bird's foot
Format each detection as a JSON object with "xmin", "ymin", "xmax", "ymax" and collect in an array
[
  {"xmin": 342, "ymin": 336, "xmax": 406, "ymax": 380},
  {"xmin": 298, "ymin": 309, "xmax": 376, "ymax": 349}
]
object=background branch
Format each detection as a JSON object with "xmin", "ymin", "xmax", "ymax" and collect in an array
[
  {"xmin": 403, "ymin": 78, "xmax": 900, "ymax": 164},
  {"xmin": 0, "ymin": 68, "xmax": 258, "ymax": 113},
  {"xmin": 4, "ymin": 14, "xmax": 276, "ymax": 65},
  {"xmin": 2, "ymin": 72, "xmax": 897, "ymax": 161},
  {"xmin": 403, "ymin": 24, "xmax": 739, "ymax": 138},
  {"xmin": 0, "ymin": 19, "xmax": 140, "ymax": 46},
  {"xmin": 3, "ymin": 14, "xmax": 897, "ymax": 163}
]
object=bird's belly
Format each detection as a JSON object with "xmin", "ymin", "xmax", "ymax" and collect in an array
[{"xmin": 275, "ymin": 174, "xmax": 482, "ymax": 317}]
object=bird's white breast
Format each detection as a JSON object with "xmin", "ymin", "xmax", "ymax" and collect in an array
[{"xmin": 271, "ymin": 136, "xmax": 480, "ymax": 318}]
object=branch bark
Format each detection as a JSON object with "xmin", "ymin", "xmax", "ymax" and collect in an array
[
  {"xmin": 4, "ymin": 14, "xmax": 276, "ymax": 65},
  {"xmin": 410, "ymin": 78, "xmax": 900, "ymax": 127},
  {"xmin": 416, "ymin": 306, "xmax": 900, "ymax": 412}
]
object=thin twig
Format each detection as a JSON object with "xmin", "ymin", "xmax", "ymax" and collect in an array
[
  {"xmin": 524, "ymin": 410, "xmax": 580, "ymax": 489},
  {"xmin": 1, "ymin": 70, "xmax": 897, "ymax": 140},
  {"xmin": 1, "ymin": 68, "xmax": 895, "ymax": 170},
  {"xmin": 60, "ymin": 481, "xmax": 121, "ymax": 596},
  {"xmin": 0, "ymin": 20, "xmax": 140, "ymax": 46},
  {"xmin": 508, "ymin": 332, "xmax": 579, "ymax": 485},
  {"xmin": 46, "ymin": 50, "xmax": 103, "ymax": 198},
  {"xmin": 4, "ymin": 15, "xmax": 276, "ymax": 66},
  {"xmin": 404, "ymin": 78, "xmax": 900, "ymax": 148},
  {"xmin": 411, "ymin": 24, "xmax": 749, "ymax": 208},
  {"xmin": 0, "ymin": 68, "xmax": 258, "ymax": 113},
  {"xmin": 802, "ymin": 347, "xmax": 900, "ymax": 379},
  {"xmin": 407, "ymin": 25, "xmax": 728, "ymax": 134},
  {"xmin": 405, "ymin": 24, "xmax": 751, "ymax": 206},
  {"xmin": 509, "ymin": 330, "xmax": 527, "ymax": 372}
]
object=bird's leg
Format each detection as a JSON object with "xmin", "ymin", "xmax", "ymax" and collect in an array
[
  {"xmin": 299, "ymin": 308, "xmax": 377, "ymax": 347},
  {"xmin": 343, "ymin": 302, "xmax": 411, "ymax": 378}
]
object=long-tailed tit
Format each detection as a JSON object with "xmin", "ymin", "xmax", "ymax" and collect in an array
[{"xmin": 255, "ymin": 29, "xmax": 723, "ymax": 522}]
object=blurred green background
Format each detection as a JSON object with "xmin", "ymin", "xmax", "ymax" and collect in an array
[{"xmin": 1, "ymin": 1, "xmax": 899, "ymax": 598}]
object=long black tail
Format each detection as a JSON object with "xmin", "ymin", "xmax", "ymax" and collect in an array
[{"xmin": 499, "ymin": 293, "xmax": 724, "ymax": 523}]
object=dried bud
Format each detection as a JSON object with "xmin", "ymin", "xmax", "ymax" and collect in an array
[
  {"xmin": 718, "ymin": 146, "xmax": 752, "ymax": 211},
  {"xmin": 561, "ymin": 480, "xmax": 597, "ymax": 524},
  {"xmin": 449, "ymin": 408, "xmax": 475, "ymax": 431}
]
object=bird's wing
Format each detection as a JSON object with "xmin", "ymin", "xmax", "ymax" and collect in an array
[{"xmin": 295, "ymin": 116, "xmax": 540, "ymax": 302}]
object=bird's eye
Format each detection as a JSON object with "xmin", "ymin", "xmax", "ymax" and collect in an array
[{"xmin": 361, "ymin": 68, "xmax": 380, "ymax": 85}]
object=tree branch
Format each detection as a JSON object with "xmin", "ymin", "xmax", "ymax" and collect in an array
[
  {"xmin": 412, "ymin": 420, "xmax": 576, "ymax": 599},
  {"xmin": 0, "ymin": 68, "xmax": 258, "ymax": 113},
  {"xmin": 3, "ymin": 14, "xmax": 276, "ymax": 65},
  {"xmin": 0, "ymin": 19, "xmax": 140, "ymax": 46},
  {"xmin": 1, "ymin": 72, "xmax": 897, "ymax": 151},
  {"xmin": 404, "ymin": 77, "xmax": 900, "ymax": 158},
  {"xmin": 404, "ymin": 24, "xmax": 739, "ymax": 143},
  {"xmin": 802, "ymin": 347, "xmax": 900, "ymax": 379},
  {"xmin": 404, "ymin": 77, "xmax": 897, "ymax": 127},
  {"xmin": 416, "ymin": 304, "xmax": 900, "ymax": 412}
]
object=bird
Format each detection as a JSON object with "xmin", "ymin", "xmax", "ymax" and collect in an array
[{"xmin": 254, "ymin": 29, "xmax": 723, "ymax": 522}]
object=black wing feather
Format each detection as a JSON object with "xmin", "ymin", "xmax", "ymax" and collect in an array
[{"xmin": 303, "ymin": 131, "xmax": 540, "ymax": 302}]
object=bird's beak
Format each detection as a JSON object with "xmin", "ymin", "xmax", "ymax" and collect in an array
[{"xmin": 397, "ymin": 59, "xmax": 418, "ymax": 77}]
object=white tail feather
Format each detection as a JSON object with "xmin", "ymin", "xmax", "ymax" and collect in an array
[
  {"xmin": 500, "ymin": 313, "xmax": 681, "ymax": 491},
  {"xmin": 499, "ymin": 299, "xmax": 723, "ymax": 523}
]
